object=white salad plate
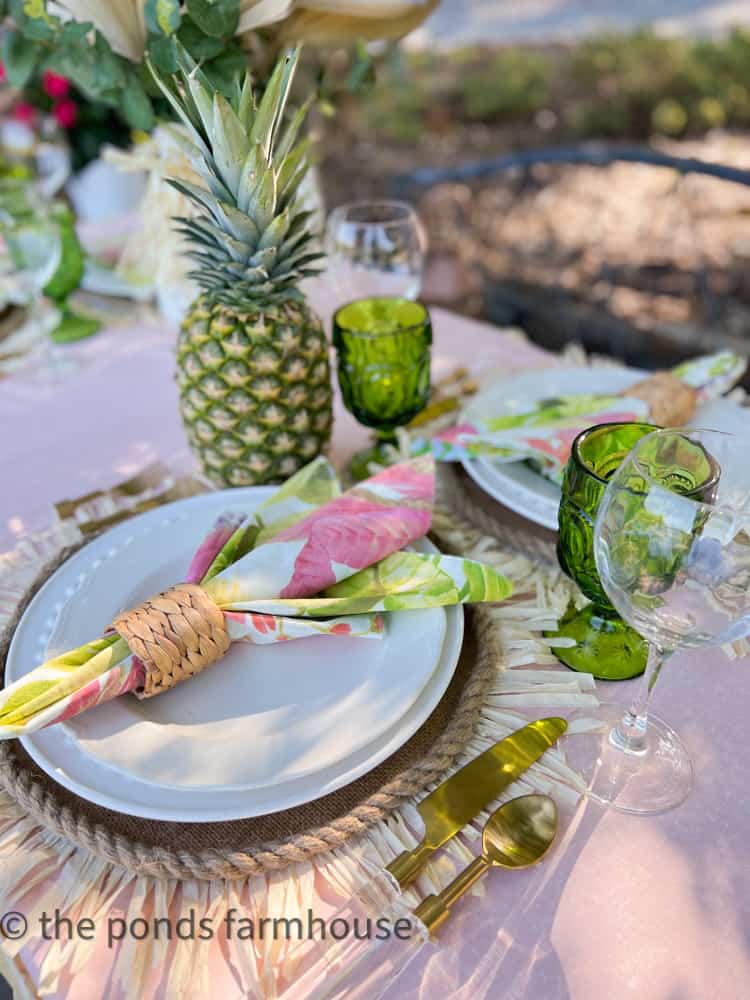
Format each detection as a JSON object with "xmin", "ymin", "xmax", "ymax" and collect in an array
[
  {"xmin": 461, "ymin": 366, "xmax": 749, "ymax": 530},
  {"xmin": 5, "ymin": 488, "xmax": 463, "ymax": 821}
]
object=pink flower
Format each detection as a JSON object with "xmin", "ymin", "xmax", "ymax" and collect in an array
[
  {"xmin": 275, "ymin": 458, "xmax": 434, "ymax": 599},
  {"xmin": 42, "ymin": 71, "xmax": 70, "ymax": 99},
  {"xmin": 223, "ymin": 610, "xmax": 247, "ymax": 623},
  {"xmin": 0, "ymin": 63, "xmax": 6, "ymax": 84},
  {"xmin": 123, "ymin": 662, "xmax": 146, "ymax": 693},
  {"xmin": 251, "ymin": 612, "xmax": 277, "ymax": 635},
  {"xmin": 53, "ymin": 98, "xmax": 78, "ymax": 128},
  {"xmin": 12, "ymin": 102, "xmax": 37, "ymax": 125},
  {"xmin": 356, "ymin": 454, "xmax": 435, "ymax": 502},
  {"xmin": 278, "ymin": 501, "xmax": 431, "ymax": 598},
  {"xmin": 434, "ymin": 423, "xmax": 479, "ymax": 445},
  {"xmin": 185, "ymin": 512, "xmax": 245, "ymax": 584},
  {"xmin": 55, "ymin": 679, "xmax": 105, "ymax": 723},
  {"xmin": 526, "ymin": 409, "xmax": 640, "ymax": 467}
]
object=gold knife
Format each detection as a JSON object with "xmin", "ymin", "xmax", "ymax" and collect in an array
[{"xmin": 386, "ymin": 717, "xmax": 567, "ymax": 888}]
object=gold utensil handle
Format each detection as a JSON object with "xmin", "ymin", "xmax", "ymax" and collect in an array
[
  {"xmin": 385, "ymin": 842, "xmax": 434, "ymax": 888},
  {"xmin": 412, "ymin": 855, "xmax": 488, "ymax": 933}
]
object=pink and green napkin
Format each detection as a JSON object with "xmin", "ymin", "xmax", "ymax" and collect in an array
[
  {"xmin": 416, "ymin": 351, "xmax": 746, "ymax": 482},
  {"xmin": 0, "ymin": 455, "xmax": 511, "ymax": 739}
]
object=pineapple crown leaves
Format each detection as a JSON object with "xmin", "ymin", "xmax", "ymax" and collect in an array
[{"xmin": 148, "ymin": 43, "xmax": 324, "ymax": 306}]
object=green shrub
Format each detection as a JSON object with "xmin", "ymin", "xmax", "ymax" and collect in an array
[
  {"xmin": 567, "ymin": 28, "xmax": 750, "ymax": 136},
  {"xmin": 652, "ymin": 98, "xmax": 689, "ymax": 136},
  {"xmin": 349, "ymin": 27, "xmax": 750, "ymax": 146},
  {"xmin": 462, "ymin": 50, "xmax": 553, "ymax": 122},
  {"xmin": 361, "ymin": 81, "xmax": 432, "ymax": 142}
]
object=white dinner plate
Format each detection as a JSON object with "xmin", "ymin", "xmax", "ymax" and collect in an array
[
  {"xmin": 6, "ymin": 489, "xmax": 463, "ymax": 821},
  {"xmin": 13, "ymin": 615, "xmax": 461, "ymax": 822},
  {"xmin": 461, "ymin": 367, "xmax": 749, "ymax": 530}
]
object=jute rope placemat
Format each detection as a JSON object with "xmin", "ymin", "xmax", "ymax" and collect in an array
[{"xmin": 0, "ymin": 471, "xmax": 511, "ymax": 881}]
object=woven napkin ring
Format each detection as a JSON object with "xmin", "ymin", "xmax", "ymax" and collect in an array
[{"xmin": 112, "ymin": 584, "xmax": 231, "ymax": 700}]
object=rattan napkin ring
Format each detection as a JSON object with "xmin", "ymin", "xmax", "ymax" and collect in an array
[{"xmin": 112, "ymin": 584, "xmax": 230, "ymax": 699}]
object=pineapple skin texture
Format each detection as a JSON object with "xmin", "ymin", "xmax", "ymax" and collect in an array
[{"xmin": 177, "ymin": 295, "xmax": 333, "ymax": 487}]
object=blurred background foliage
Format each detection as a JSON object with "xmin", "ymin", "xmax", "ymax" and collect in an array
[{"xmin": 355, "ymin": 28, "xmax": 750, "ymax": 144}]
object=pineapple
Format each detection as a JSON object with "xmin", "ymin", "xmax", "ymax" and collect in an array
[{"xmin": 150, "ymin": 46, "xmax": 332, "ymax": 486}]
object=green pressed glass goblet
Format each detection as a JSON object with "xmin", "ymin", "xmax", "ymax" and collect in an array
[
  {"xmin": 552, "ymin": 422, "xmax": 659, "ymax": 680},
  {"xmin": 553, "ymin": 420, "xmax": 721, "ymax": 680},
  {"xmin": 333, "ymin": 297, "xmax": 432, "ymax": 481}
]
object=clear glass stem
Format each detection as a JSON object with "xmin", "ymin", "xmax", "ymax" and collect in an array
[{"xmin": 609, "ymin": 643, "xmax": 673, "ymax": 755}]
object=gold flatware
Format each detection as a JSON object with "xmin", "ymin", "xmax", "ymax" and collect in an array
[
  {"xmin": 414, "ymin": 793, "xmax": 558, "ymax": 933},
  {"xmin": 386, "ymin": 717, "xmax": 566, "ymax": 888}
]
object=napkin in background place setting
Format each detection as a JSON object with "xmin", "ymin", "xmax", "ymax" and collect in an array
[{"xmin": 416, "ymin": 351, "xmax": 747, "ymax": 483}]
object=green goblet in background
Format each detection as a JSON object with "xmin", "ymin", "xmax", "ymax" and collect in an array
[
  {"xmin": 334, "ymin": 297, "xmax": 432, "ymax": 480},
  {"xmin": 552, "ymin": 422, "xmax": 659, "ymax": 680},
  {"xmin": 43, "ymin": 201, "xmax": 101, "ymax": 343}
]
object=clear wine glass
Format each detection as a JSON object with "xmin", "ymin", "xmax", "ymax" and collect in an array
[
  {"xmin": 566, "ymin": 428, "xmax": 750, "ymax": 815},
  {"xmin": 325, "ymin": 200, "xmax": 427, "ymax": 302}
]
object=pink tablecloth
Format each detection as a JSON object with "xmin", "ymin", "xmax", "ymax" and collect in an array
[
  {"xmin": 1, "ymin": 305, "xmax": 749, "ymax": 1000},
  {"xmin": 0, "ymin": 304, "xmax": 552, "ymax": 550}
]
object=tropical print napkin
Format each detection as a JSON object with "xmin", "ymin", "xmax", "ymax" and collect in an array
[
  {"xmin": 0, "ymin": 455, "xmax": 511, "ymax": 739},
  {"xmin": 416, "ymin": 351, "xmax": 747, "ymax": 483}
]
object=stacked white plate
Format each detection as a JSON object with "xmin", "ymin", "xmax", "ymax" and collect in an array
[
  {"xmin": 5, "ymin": 490, "xmax": 463, "ymax": 821},
  {"xmin": 461, "ymin": 366, "xmax": 749, "ymax": 530}
]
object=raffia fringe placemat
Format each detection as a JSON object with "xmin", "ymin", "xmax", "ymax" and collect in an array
[{"xmin": 0, "ymin": 465, "xmax": 581, "ymax": 881}]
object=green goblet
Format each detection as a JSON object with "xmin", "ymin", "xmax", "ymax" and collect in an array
[
  {"xmin": 553, "ymin": 421, "xmax": 722, "ymax": 680},
  {"xmin": 333, "ymin": 297, "xmax": 432, "ymax": 481},
  {"xmin": 552, "ymin": 422, "xmax": 659, "ymax": 680}
]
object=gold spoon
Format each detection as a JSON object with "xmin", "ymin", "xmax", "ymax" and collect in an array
[{"xmin": 413, "ymin": 794, "xmax": 558, "ymax": 934}]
